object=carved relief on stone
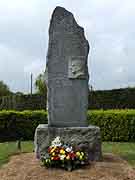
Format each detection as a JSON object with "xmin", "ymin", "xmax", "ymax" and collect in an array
[{"xmin": 68, "ymin": 56, "xmax": 87, "ymax": 79}]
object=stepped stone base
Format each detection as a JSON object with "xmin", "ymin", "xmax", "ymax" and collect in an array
[{"xmin": 34, "ymin": 124, "xmax": 102, "ymax": 161}]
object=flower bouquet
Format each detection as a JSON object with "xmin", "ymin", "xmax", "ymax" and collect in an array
[{"xmin": 41, "ymin": 136, "xmax": 89, "ymax": 171}]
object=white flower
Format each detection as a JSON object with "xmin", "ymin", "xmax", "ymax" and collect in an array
[
  {"xmin": 59, "ymin": 154, "xmax": 66, "ymax": 160},
  {"xmin": 51, "ymin": 136, "xmax": 62, "ymax": 147},
  {"xmin": 66, "ymin": 147, "xmax": 72, "ymax": 152}
]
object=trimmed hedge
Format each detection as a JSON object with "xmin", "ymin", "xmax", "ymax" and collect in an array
[
  {"xmin": 88, "ymin": 110, "xmax": 135, "ymax": 142},
  {"xmin": 0, "ymin": 110, "xmax": 47, "ymax": 142},
  {"xmin": 0, "ymin": 110, "xmax": 135, "ymax": 142}
]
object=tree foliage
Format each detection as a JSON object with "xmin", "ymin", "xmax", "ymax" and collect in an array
[
  {"xmin": 88, "ymin": 87, "xmax": 135, "ymax": 109},
  {"xmin": 35, "ymin": 73, "xmax": 47, "ymax": 96},
  {"xmin": 0, "ymin": 81, "xmax": 12, "ymax": 97}
]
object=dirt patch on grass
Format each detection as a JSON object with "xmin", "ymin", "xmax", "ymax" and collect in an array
[{"xmin": 0, "ymin": 153, "xmax": 135, "ymax": 180}]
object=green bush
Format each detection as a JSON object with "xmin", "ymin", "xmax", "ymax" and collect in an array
[
  {"xmin": 87, "ymin": 110, "xmax": 135, "ymax": 142},
  {"xmin": 0, "ymin": 110, "xmax": 47, "ymax": 142},
  {"xmin": 0, "ymin": 110, "xmax": 135, "ymax": 142}
]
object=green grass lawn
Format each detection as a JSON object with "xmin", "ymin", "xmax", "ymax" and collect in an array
[
  {"xmin": 0, "ymin": 141, "xmax": 135, "ymax": 167},
  {"xmin": 0, "ymin": 141, "xmax": 33, "ymax": 167},
  {"xmin": 102, "ymin": 142, "xmax": 135, "ymax": 166}
]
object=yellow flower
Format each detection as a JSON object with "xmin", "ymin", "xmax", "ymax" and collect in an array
[
  {"xmin": 76, "ymin": 152, "xmax": 80, "ymax": 156},
  {"xmin": 79, "ymin": 155, "xmax": 83, "ymax": 160},
  {"xmin": 50, "ymin": 147, "xmax": 56, "ymax": 153},
  {"xmin": 52, "ymin": 152, "xmax": 55, "ymax": 156},
  {"xmin": 66, "ymin": 155, "xmax": 70, "ymax": 160},
  {"xmin": 51, "ymin": 157, "xmax": 54, "ymax": 160},
  {"xmin": 81, "ymin": 152, "xmax": 84, "ymax": 156},
  {"xmin": 60, "ymin": 149, "xmax": 65, "ymax": 155}
]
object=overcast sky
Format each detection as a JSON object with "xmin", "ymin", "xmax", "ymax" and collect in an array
[{"xmin": 0, "ymin": 0, "xmax": 135, "ymax": 93}]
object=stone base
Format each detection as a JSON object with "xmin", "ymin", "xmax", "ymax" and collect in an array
[{"xmin": 34, "ymin": 124, "xmax": 102, "ymax": 161}]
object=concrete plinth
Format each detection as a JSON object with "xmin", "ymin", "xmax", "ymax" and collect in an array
[{"xmin": 34, "ymin": 124, "xmax": 102, "ymax": 161}]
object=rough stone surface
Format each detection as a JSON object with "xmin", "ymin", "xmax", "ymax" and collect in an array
[
  {"xmin": 34, "ymin": 124, "xmax": 102, "ymax": 161},
  {"xmin": 34, "ymin": 6, "xmax": 102, "ymax": 161},
  {"xmin": 45, "ymin": 6, "xmax": 89, "ymax": 127}
]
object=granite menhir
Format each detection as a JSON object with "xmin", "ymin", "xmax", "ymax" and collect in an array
[
  {"xmin": 45, "ymin": 6, "xmax": 89, "ymax": 127},
  {"xmin": 35, "ymin": 7, "xmax": 102, "ymax": 161}
]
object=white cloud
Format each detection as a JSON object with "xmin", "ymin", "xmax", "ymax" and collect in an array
[{"xmin": 24, "ymin": 59, "xmax": 45, "ymax": 86}]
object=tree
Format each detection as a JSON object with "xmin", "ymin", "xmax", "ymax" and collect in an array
[
  {"xmin": 0, "ymin": 81, "xmax": 12, "ymax": 97},
  {"xmin": 35, "ymin": 73, "xmax": 47, "ymax": 96}
]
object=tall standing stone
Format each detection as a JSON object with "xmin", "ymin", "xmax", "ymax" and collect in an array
[
  {"xmin": 34, "ymin": 6, "xmax": 102, "ymax": 161},
  {"xmin": 45, "ymin": 6, "xmax": 89, "ymax": 127}
]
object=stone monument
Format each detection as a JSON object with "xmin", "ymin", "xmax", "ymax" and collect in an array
[{"xmin": 35, "ymin": 6, "xmax": 102, "ymax": 161}]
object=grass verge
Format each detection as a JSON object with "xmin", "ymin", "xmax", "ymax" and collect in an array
[
  {"xmin": 0, "ymin": 141, "xmax": 33, "ymax": 167},
  {"xmin": 0, "ymin": 141, "xmax": 135, "ymax": 167},
  {"xmin": 103, "ymin": 142, "xmax": 135, "ymax": 166}
]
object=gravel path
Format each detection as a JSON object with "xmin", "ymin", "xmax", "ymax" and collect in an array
[{"xmin": 0, "ymin": 153, "xmax": 135, "ymax": 180}]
